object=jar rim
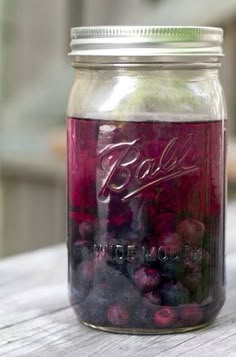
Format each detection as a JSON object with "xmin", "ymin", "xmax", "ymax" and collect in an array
[{"xmin": 69, "ymin": 26, "xmax": 223, "ymax": 60}]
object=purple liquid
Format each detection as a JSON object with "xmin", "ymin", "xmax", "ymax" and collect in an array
[{"xmin": 67, "ymin": 117, "xmax": 226, "ymax": 332}]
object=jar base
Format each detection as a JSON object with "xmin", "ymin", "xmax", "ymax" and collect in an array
[{"xmin": 82, "ymin": 320, "xmax": 214, "ymax": 335}]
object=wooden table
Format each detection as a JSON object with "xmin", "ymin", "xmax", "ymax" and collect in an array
[{"xmin": 0, "ymin": 204, "xmax": 236, "ymax": 357}]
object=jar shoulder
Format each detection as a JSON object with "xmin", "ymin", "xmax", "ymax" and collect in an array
[{"xmin": 67, "ymin": 69, "xmax": 227, "ymax": 121}]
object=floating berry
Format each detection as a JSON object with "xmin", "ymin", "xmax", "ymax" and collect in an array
[
  {"xmin": 154, "ymin": 213, "xmax": 177, "ymax": 235},
  {"xmin": 161, "ymin": 282, "xmax": 190, "ymax": 306},
  {"xmin": 158, "ymin": 232, "xmax": 183, "ymax": 255},
  {"xmin": 177, "ymin": 219, "xmax": 205, "ymax": 246},
  {"xmin": 179, "ymin": 304, "xmax": 203, "ymax": 326},
  {"xmin": 153, "ymin": 306, "xmax": 177, "ymax": 328},
  {"xmin": 107, "ymin": 303, "xmax": 129, "ymax": 326},
  {"xmin": 143, "ymin": 290, "xmax": 162, "ymax": 306},
  {"xmin": 134, "ymin": 266, "xmax": 161, "ymax": 292}
]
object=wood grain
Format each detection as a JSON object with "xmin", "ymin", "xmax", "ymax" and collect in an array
[{"xmin": 0, "ymin": 204, "xmax": 236, "ymax": 357}]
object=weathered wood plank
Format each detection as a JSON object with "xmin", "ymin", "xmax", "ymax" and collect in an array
[
  {"xmin": 0, "ymin": 252, "xmax": 235, "ymax": 357},
  {"xmin": 0, "ymin": 246, "xmax": 68, "ymax": 329}
]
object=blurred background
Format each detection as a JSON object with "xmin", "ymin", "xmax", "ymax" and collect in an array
[{"xmin": 0, "ymin": 0, "xmax": 235, "ymax": 257}]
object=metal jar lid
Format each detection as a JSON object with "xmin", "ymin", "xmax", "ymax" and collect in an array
[{"xmin": 69, "ymin": 26, "xmax": 223, "ymax": 61}]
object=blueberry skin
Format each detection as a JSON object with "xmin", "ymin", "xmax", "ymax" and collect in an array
[
  {"xmin": 134, "ymin": 266, "xmax": 161, "ymax": 292},
  {"xmin": 183, "ymin": 246, "xmax": 210, "ymax": 270},
  {"xmin": 159, "ymin": 260, "xmax": 185, "ymax": 281},
  {"xmin": 161, "ymin": 282, "xmax": 190, "ymax": 306},
  {"xmin": 107, "ymin": 303, "xmax": 130, "ymax": 326},
  {"xmin": 158, "ymin": 232, "xmax": 183, "ymax": 255},
  {"xmin": 153, "ymin": 306, "xmax": 177, "ymax": 328}
]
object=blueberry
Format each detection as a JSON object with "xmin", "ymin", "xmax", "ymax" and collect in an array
[
  {"xmin": 134, "ymin": 266, "xmax": 161, "ymax": 292},
  {"xmin": 177, "ymin": 219, "xmax": 205, "ymax": 247},
  {"xmin": 161, "ymin": 282, "xmax": 190, "ymax": 306},
  {"xmin": 159, "ymin": 260, "xmax": 185, "ymax": 281},
  {"xmin": 107, "ymin": 303, "xmax": 130, "ymax": 326},
  {"xmin": 158, "ymin": 232, "xmax": 183, "ymax": 255},
  {"xmin": 179, "ymin": 304, "xmax": 203, "ymax": 327},
  {"xmin": 153, "ymin": 306, "xmax": 177, "ymax": 328},
  {"xmin": 183, "ymin": 246, "xmax": 210, "ymax": 270}
]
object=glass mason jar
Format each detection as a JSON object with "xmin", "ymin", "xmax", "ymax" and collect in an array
[{"xmin": 67, "ymin": 26, "xmax": 227, "ymax": 334}]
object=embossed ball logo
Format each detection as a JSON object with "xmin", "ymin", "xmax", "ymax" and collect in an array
[{"xmin": 98, "ymin": 135, "xmax": 199, "ymax": 201}]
